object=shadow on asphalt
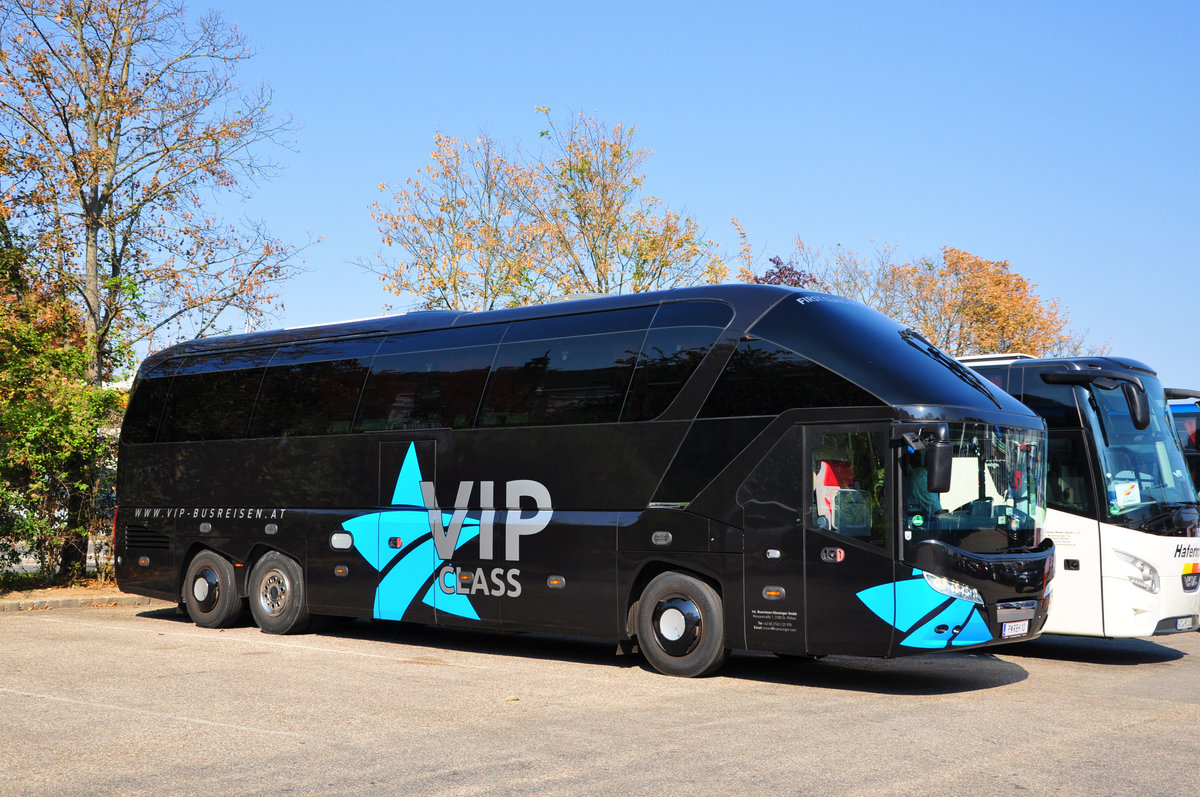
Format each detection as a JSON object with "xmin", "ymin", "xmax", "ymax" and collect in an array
[
  {"xmin": 138, "ymin": 606, "xmax": 1027, "ymax": 695},
  {"xmin": 986, "ymin": 633, "xmax": 1187, "ymax": 665}
]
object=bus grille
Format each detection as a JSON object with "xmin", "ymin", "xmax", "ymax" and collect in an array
[{"xmin": 124, "ymin": 525, "xmax": 170, "ymax": 550}]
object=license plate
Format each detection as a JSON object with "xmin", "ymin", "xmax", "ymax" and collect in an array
[
  {"xmin": 1178, "ymin": 617, "xmax": 1195, "ymax": 631},
  {"xmin": 1002, "ymin": 620, "xmax": 1029, "ymax": 638}
]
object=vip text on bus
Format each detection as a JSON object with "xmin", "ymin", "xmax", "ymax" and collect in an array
[
  {"xmin": 965, "ymin": 355, "xmax": 1200, "ymax": 638},
  {"xmin": 116, "ymin": 286, "xmax": 1055, "ymax": 676}
]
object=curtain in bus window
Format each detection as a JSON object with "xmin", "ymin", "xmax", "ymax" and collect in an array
[
  {"xmin": 249, "ymin": 338, "xmax": 380, "ymax": 438},
  {"xmin": 699, "ymin": 339, "xmax": 882, "ymax": 418},
  {"xmin": 157, "ymin": 349, "xmax": 273, "ymax": 442},
  {"xmin": 355, "ymin": 345, "xmax": 496, "ymax": 431},
  {"xmin": 479, "ymin": 329, "xmax": 645, "ymax": 426}
]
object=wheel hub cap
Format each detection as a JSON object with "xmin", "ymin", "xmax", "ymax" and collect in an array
[{"xmin": 652, "ymin": 596, "xmax": 701, "ymax": 656}]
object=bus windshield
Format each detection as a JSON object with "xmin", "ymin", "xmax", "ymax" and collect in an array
[
  {"xmin": 902, "ymin": 422, "xmax": 1046, "ymax": 556},
  {"xmin": 1084, "ymin": 377, "xmax": 1197, "ymax": 534}
]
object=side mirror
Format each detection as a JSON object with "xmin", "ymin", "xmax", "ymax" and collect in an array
[
  {"xmin": 1122, "ymin": 382, "xmax": 1150, "ymax": 430},
  {"xmin": 1042, "ymin": 369, "xmax": 1151, "ymax": 430},
  {"xmin": 926, "ymin": 440, "xmax": 953, "ymax": 493}
]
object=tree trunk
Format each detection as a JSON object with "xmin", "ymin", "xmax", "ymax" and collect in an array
[
  {"xmin": 58, "ymin": 488, "xmax": 90, "ymax": 580},
  {"xmin": 83, "ymin": 217, "xmax": 103, "ymax": 384}
]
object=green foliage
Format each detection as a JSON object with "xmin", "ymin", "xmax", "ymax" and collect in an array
[{"xmin": 0, "ymin": 228, "xmax": 122, "ymax": 583}]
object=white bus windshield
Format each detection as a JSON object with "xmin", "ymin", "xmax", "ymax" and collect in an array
[{"xmin": 1086, "ymin": 377, "xmax": 1197, "ymax": 531}]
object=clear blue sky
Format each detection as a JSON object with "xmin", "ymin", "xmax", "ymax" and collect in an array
[{"xmin": 199, "ymin": 1, "xmax": 1199, "ymax": 390}]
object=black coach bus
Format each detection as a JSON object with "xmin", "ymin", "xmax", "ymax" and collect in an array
[{"xmin": 116, "ymin": 285, "xmax": 1054, "ymax": 676}]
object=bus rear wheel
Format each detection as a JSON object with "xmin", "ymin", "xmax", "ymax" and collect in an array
[
  {"xmin": 183, "ymin": 550, "xmax": 244, "ymax": 628},
  {"xmin": 635, "ymin": 572, "xmax": 728, "ymax": 677},
  {"xmin": 249, "ymin": 551, "xmax": 311, "ymax": 634}
]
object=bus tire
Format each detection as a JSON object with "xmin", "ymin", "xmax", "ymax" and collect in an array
[
  {"xmin": 248, "ymin": 551, "xmax": 311, "ymax": 634},
  {"xmin": 183, "ymin": 550, "xmax": 244, "ymax": 629},
  {"xmin": 635, "ymin": 572, "xmax": 728, "ymax": 677}
]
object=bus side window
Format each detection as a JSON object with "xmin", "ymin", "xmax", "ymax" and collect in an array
[
  {"xmin": 477, "ymin": 309, "xmax": 654, "ymax": 428},
  {"xmin": 621, "ymin": 301, "xmax": 732, "ymax": 422},
  {"xmin": 699, "ymin": 339, "xmax": 882, "ymax": 418},
  {"xmin": 355, "ymin": 344, "xmax": 496, "ymax": 432},
  {"xmin": 621, "ymin": 326, "xmax": 724, "ymax": 421},
  {"xmin": 121, "ymin": 359, "xmax": 181, "ymax": 444},
  {"xmin": 480, "ymin": 330, "xmax": 644, "ymax": 426},
  {"xmin": 1046, "ymin": 431, "xmax": 1095, "ymax": 516},
  {"xmin": 1019, "ymin": 380, "xmax": 1083, "ymax": 429},
  {"xmin": 809, "ymin": 431, "xmax": 886, "ymax": 545},
  {"xmin": 250, "ymin": 338, "xmax": 380, "ymax": 437},
  {"xmin": 157, "ymin": 350, "xmax": 272, "ymax": 442},
  {"xmin": 737, "ymin": 426, "xmax": 805, "ymax": 519}
]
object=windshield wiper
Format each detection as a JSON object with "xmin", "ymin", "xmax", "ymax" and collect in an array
[{"xmin": 900, "ymin": 329, "xmax": 1003, "ymax": 410}]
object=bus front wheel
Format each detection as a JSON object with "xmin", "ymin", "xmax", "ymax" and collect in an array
[
  {"xmin": 183, "ymin": 551, "xmax": 244, "ymax": 628},
  {"xmin": 635, "ymin": 572, "xmax": 728, "ymax": 677},
  {"xmin": 249, "ymin": 552, "xmax": 311, "ymax": 634}
]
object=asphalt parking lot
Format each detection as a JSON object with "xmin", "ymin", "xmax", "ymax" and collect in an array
[{"xmin": 2, "ymin": 602, "xmax": 1197, "ymax": 796}]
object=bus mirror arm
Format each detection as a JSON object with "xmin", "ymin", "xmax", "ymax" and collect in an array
[
  {"xmin": 1164, "ymin": 388, "xmax": 1200, "ymax": 408},
  {"xmin": 1042, "ymin": 370, "xmax": 1150, "ymax": 431}
]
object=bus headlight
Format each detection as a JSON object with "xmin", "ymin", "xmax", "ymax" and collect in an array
[
  {"xmin": 923, "ymin": 571, "xmax": 983, "ymax": 604},
  {"xmin": 1113, "ymin": 550, "xmax": 1160, "ymax": 594}
]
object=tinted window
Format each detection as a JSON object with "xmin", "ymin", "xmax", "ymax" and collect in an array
[
  {"xmin": 748, "ymin": 295, "xmax": 1033, "ymax": 416},
  {"xmin": 1009, "ymin": 368, "xmax": 1083, "ymax": 428},
  {"xmin": 1046, "ymin": 430, "xmax": 1096, "ymax": 516},
  {"xmin": 700, "ymin": 339, "xmax": 883, "ymax": 418},
  {"xmin": 158, "ymin": 349, "xmax": 272, "ymax": 442},
  {"xmin": 480, "ymin": 328, "xmax": 646, "ymax": 427},
  {"xmin": 651, "ymin": 300, "xmax": 732, "ymax": 328},
  {"xmin": 500, "ymin": 307, "xmax": 653, "ymax": 342},
  {"xmin": 356, "ymin": 342, "xmax": 498, "ymax": 432},
  {"xmin": 121, "ymin": 359, "xmax": 181, "ymax": 444},
  {"xmin": 738, "ymin": 425, "xmax": 806, "ymax": 512},
  {"xmin": 621, "ymin": 302, "xmax": 732, "ymax": 422},
  {"xmin": 250, "ymin": 338, "xmax": 380, "ymax": 437}
]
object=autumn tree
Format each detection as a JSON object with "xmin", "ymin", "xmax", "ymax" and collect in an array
[
  {"xmin": 0, "ymin": 0, "xmax": 304, "ymax": 383},
  {"xmin": 741, "ymin": 235, "xmax": 1097, "ymax": 358},
  {"xmin": 891, "ymin": 247, "xmax": 1082, "ymax": 357},
  {"xmin": 367, "ymin": 109, "xmax": 727, "ymax": 311},
  {"xmin": 522, "ymin": 108, "xmax": 726, "ymax": 296},
  {"xmin": 368, "ymin": 133, "xmax": 547, "ymax": 312},
  {"xmin": 0, "ymin": 217, "xmax": 119, "ymax": 580}
]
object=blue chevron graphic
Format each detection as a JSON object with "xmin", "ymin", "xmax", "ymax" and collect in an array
[{"xmin": 857, "ymin": 569, "xmax": 992, "ymax": 649}]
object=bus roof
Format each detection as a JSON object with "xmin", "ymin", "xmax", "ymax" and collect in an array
[
  {"xmin": 964, "ymin": 353, "xmax": 1157, "ymax": 377},
  {"xmin": 137, "ymin": 284, "xmax": 797, "ymax": 372}
]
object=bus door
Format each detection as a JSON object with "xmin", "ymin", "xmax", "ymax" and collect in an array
[
  {"xmin": 741, "ymin": 424, "xmax": 893, "ymax": 656},
  {"xmin": 801, "ymin": 425, "xmax": 894, "ymax": 657},
  {"xmin": 741, "ymin": 425, "xmax": 809, "ymax": 654}
]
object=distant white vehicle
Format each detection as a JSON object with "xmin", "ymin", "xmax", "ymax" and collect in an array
[{"xmin": 964, "ymin": 354, "xmax": 1200, "ymax": 638}]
